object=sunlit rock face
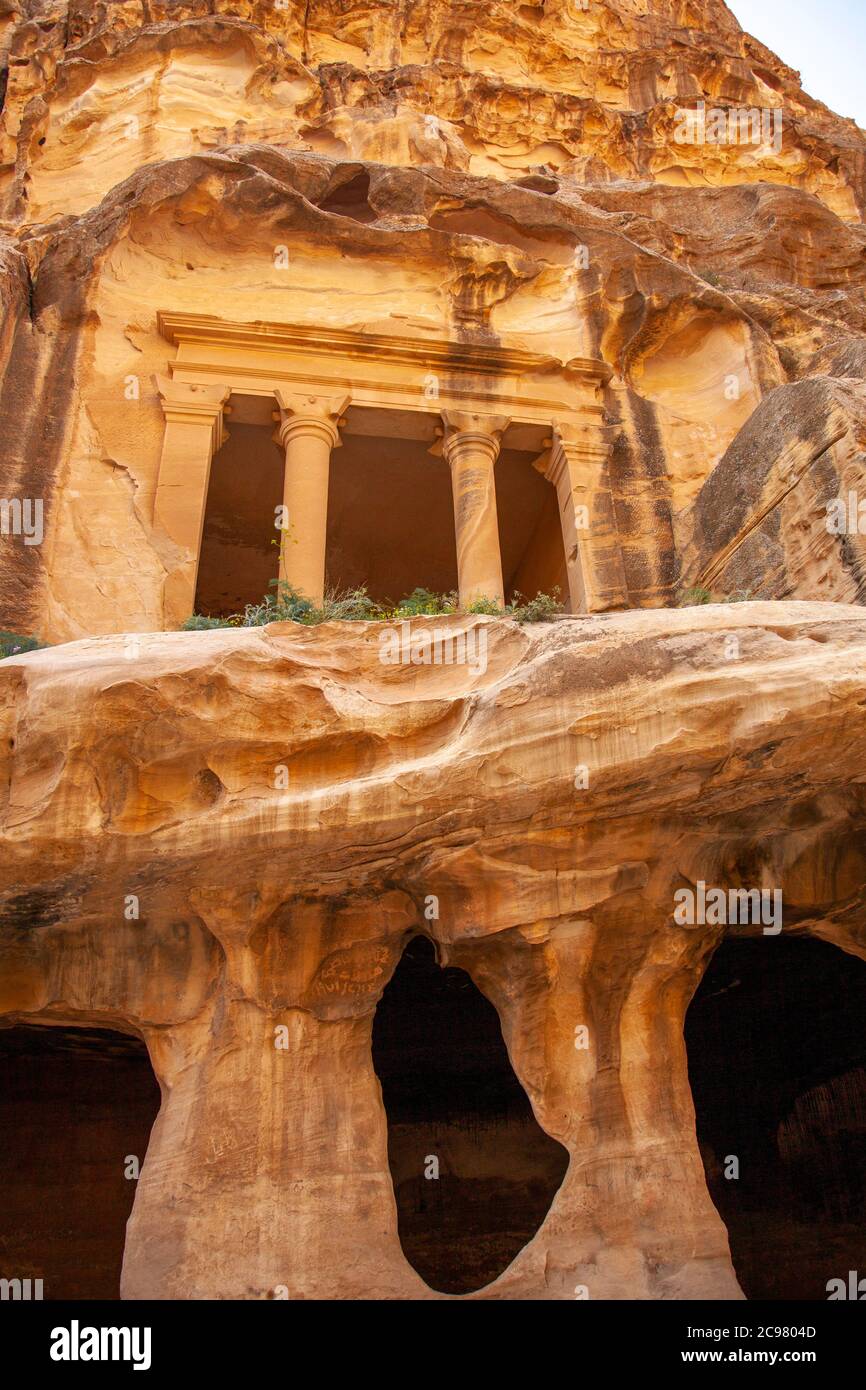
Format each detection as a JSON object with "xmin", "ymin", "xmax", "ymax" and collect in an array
[
  {"xmin": 0, "ymin": 0, "xmax": 866, "ymax": 1301},
  {"xmin": 2, "ymin": 1, "xmax": 864, "ymax": 221}
]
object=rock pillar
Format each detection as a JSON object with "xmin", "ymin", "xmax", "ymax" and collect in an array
[
  {"xmin": 545, "ymin": 424, "xmax": 629, "ymax": 614},
  {"xmin": 441, "ymin": 411, "xmax": 508, "ymax": 608},
  {"xmin": 274, "ymin": 392, "xmax": 350, "ymax": 607},
  {"xmin": 153, "ymin": 377, "xmax": 230, "ymax": 627}
]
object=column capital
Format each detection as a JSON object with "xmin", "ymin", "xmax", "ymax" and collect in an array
[
  {"xmin": 437, "ymin": 410, "xmax": 511, "ymax": 467},
  {"xmin": 542, "ymin": 419, "xmax": 627, "ymax": 614},
  {"xmin": 274, "ymin": 390, "xmax": 350, "ymax": 451},
  {"xmin": 549, "ymin": 418, "xmax": 613, "ymax": 463},
  {"xmin": 155, "ymin": 376, "xmax": 231, "ymax": 450}
]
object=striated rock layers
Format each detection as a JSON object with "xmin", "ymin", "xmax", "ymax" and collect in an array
[
  {"xmin": 2, "ymin": 605, "xmax": 866, "ymax": 1298},
  {"xmin": 1, "ymin": 0, "xmax": 866, "ymax": 1301}
]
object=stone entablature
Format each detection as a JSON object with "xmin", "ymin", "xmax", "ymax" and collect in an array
[{"xmin": 155, "ymin": 312, "xmax": 628, "ymax": 624}]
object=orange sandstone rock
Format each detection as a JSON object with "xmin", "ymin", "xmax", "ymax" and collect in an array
[{"xmin": 0, "ymin": 0, "xmax": 865, "ymax": 1302}]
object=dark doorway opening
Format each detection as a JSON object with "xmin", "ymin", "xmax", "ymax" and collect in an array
[
  {"xmin": 195, "ymin": 419, "xmax": 283, "ymax": 618},
  {"xmin": 326, "ymin": 436, "xmax": 458, "ymax": 605},
  {"xmin": 685, "ymin": 936, "xmax": 866, "ymax": 1300},
  {"xmin": 0, "ymin": 1023, "xmax": 161, "ymax": 1299},
  {"xmin": 371, "ymin": 935, "xmax": 569, "ymax": 1294},
  {"xmin": 495, "ymin": 451, "xmax": 568, "ymax": 609}
]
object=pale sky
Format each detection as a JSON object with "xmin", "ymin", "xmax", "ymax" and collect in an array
[{"xmin": 727, "ymin": 0, "xmax": 866, "ymax": 129}]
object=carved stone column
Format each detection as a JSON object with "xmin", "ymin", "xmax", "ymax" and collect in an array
[
  {"xmin": 440, "ymin": 411, "xmax": 509, "ymax": 608},
  {"xmin": 274, "ymin": 391, "xmax": 350, "ymax": 607},
  {"xmin": 154, "ymin": 377, "xmax": 230, "ymax": 628},
  {"xmin": 544, "ymin": 423, "xmax": 629, "ymax": 614}
]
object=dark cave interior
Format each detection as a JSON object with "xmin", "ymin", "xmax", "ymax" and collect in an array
[
  {"xmin": 0, "ymin": 1023, "xmax": 160, "ymax": 1300},
  {"xmin": 371, "ymin": 934, "xmax": 569, "ymax": 1294},
  {"xmin": 686, "ymin": 935, "xmax": 866, "ymax": 1300}
]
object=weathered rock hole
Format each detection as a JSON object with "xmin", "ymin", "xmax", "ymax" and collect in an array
[
  {"xmin": 0, "ymin": 1023, "xmax": 160, "ymax": 1299},
  {"xmin": 686, "ymin": 936, "xmax": 866, "ymax": 1300},
  {"xmin": 372, "ymin": 935, "xmax": 569, "ymax": 1294},
  {"xmin": 317, "ymin": 172, "xmax": 377, "ymax": 223},
  {"xmin": 429, "ymin": 205, "xmax": 573, "ymax": 262}
]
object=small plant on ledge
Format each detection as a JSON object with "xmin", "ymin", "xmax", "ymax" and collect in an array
[
  {"xmin": 0, "ymin": 632, "xmax": 44, "ymax": 659},
  {"xmin": 677, "ymin": 586, "xmax": 755, "ymax": 607},
  {"xmin": 394, "ymin": 587, "xmax": 459, "ymax": 617},
  {"xmin": 183, "ymin": 583, "xmax": 565, "ymax": 629},
  {"xmin": 507, "ymin": 590, "xmax": 564, "ymax": 624}
]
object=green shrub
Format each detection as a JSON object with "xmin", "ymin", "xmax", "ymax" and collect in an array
[
  {"xmin": 464, "ymin": 589, "xmax": 564, "ymax": 623},
  {"xmin": 0, "ymin": 631, "xmax": 43, "ymax": 659},
  {"xmin": 182, "ymin": 584, "xmax": 567, "ymax": 630},
  {"xmin": 677, "ymin": 585, "xmax": 755, "ymax": 607},
  {"xmin": 394, "ymin": 587, "xmax": 459, "ymax": 617},
  {"xmin": 242, "ymin": 581, "xmax": 318, "ymax": 627},
  {"xmin": 466, "ymin": 595, "xmax": 504, "ymax": 616},
  {"xmin": 677, "ymin": 585, "xmax": 714, "ymax": 607},
  {"xmin": 319, "ymin": 586, "xmax": 383, "ymax": 622},
  {"xmin": 182, "ymin": 614, "xmax": 240, "ymax": 630},
  {"xmin": 507, "ymin": 588, "xmax": 564, "ymax": 624}
]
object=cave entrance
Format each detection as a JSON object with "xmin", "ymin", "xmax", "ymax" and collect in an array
[
  {"xmin": 0, "ymin": 1022, "xmax": 161, "ymax": 1300},
  {"xmin": 685, "ymin": 936, "xmax": 866, "ymax": 1300},
  {"xmin": 371, "ymin": 935, "xmax": 569, "ymax": 1294},
  {"xmin": 195, "ymin": 396, "xmax": 283, "ymax": 619}
]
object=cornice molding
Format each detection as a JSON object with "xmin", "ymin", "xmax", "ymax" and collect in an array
[{"xmin": 157, "ymin": 312, "xmax": 612, "ymax": 385}]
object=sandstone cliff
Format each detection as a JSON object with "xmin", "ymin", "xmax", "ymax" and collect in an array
[
  {"xmin": 1, "ymin": 0, "xmax": 866, "ymax": 1304},
  {"xmin": 0, "ymin": 0, "xmax": 863, "ymax": 635}
]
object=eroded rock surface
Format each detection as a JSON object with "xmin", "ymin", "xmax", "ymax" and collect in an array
[
  {"xmin": 2, "ymin": 607, "xmax": 866, "ymax": 1297},
  {"xmin": 1, "ymin": 0, "xmax": 866, "ymax": 1302}
]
